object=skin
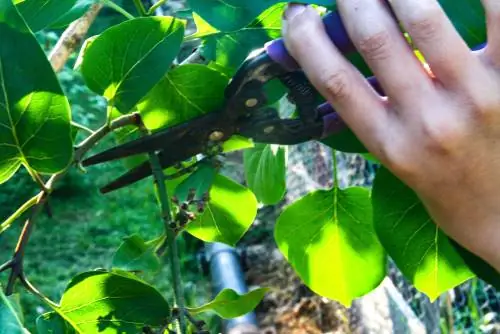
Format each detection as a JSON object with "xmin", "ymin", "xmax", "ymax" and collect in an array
[{"xmin": 282, "ymin": 0, "xmax": 500, "ymax": 272}]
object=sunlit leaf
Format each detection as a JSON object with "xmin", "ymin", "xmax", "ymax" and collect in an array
[
  {"xmin": 275, "ymin": 187, "xmax": 386, "ymax": 307},
  {"xmin": 244, "ymin": 144, "xmax": 287, "ymax": 205},
  {"xmin": 111, "ymin": 234, "xmax": 161, "ymax": 273},
  {"xmin": 54, "ymin": 270, "xmax": 170, "ymax": 333},
  {"xmin": 187, "ymin": 288, "xmax": 269, "ymax": 319},
  {"xmin": 137, "ymin": 64, "xmax": 229, "ymax": 130},
  {"xmin": 372, "ymin": 167, "xmax": 474, "ymax": 301},
  {"xmin": 81, "ymin": 17, "xmax": 185, "ymax": 114},
  {"xmin": 186, "ymin": 174, "xmax": 257, "ymax": 246},
  {"xmin": 0, "ymin": 0, "xmax": 73, "ymax": 184}
]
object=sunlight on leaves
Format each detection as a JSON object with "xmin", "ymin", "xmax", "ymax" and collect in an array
[
  {"xmin": 187, "ymin": 288, "xmax": 269, "ymax": 319},
  {"xmin": 372, "ymin": 167, "xmax": 474, "ymax": 301},
  {"xmin": 0, "ymin": 0, "xmax": 73, "ymax": 184},
  {"xmin": 81, "ymin": 16, "xmax": 185, "ymax": 114},
  {"xmin": 111, "ymin": 234, "xmax": 161, "ymax": 274},
  {"xmin": 186, "ymin": 174, "xmax": 257, "ymax": 246},
  {"xmin": 275, "ymin": 187, "xmax": 386, "ymax": 307}
]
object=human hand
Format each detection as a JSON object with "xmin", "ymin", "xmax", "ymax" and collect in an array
[{"xmin": 282, "ymin": 1, "xmax": 500, "ymax": 271}]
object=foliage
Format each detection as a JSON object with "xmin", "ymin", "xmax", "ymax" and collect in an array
[{"xmin": 0, "ymin": 0, "xmax": 498, "ymax": 333}]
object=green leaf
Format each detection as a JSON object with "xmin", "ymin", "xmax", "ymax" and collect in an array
[
  {"xmin": 439, "ymin": 0, "xmax": 486, "ymax": 48},
  {"xmin": 275, "ymin": 187, "xmax": 386, "ymax": 307},
  {"xmin": 0, "ymin": 288, "xmax": 28, "ymax": 334},
  {"xmin": 175, "ymin": 161, "xmax": 217, "ymax": 202},
  {"xmin": 320, "ymin": 128, "xmax": 368, "ymax": 153},
  {"xmin": 0, "ymin": 1, "xmax": 73, "ymax": 184},
  {"xmin": 450, "ymin": 239, "xmax": 500, "ymax": 290},
  {"xmin": 244, "ymin": 144, "xmax": 287, "ymax": 205},
  {"xmin": 186, "ymin": 174, "xmax": 258, "ymax": 246},
  {"xmin": 222, "ymin": 135, "xmax": 254, "ymax": 153},
  {"xmin": 49, "ymin": 0, "xmax": 96, "ymax": 29},
  {"xmin": 81, "ymin": 17, "xmax": 185, "ymax": 114},
  {"xmin": 137, "ymin": 64, "xmax": 229, "ymax": 130},
  {"xmin": 187, "ymin": 288, "xmax": 269, "ymax": 319},
  {"xmin": 193, "ymin": 4, "xmax": 283, "ymax": 75},
  {"xmin": 111, "ymin": 234, "xmax": 161, "ymax": 273},
  {"xmin": 37, "ymin": 312, "xmax": 75, "ymax": 334},
  {"xmin": 54, "ymin": 270, "xmax": 170, "ymax": 333},
  {"xmin": 372, "ymin": 167, "xmax": 474, "ymax": 301},
  {"xmin": 14, "ymin": 0, "xmax": 78, "ymax": 31},
  {"xmin": 187, "ymin": 0, "xmax": 331, "ymax": 32}
]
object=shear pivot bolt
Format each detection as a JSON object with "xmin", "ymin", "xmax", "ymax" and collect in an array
[
  {"xmin": 245, "ymin": 98, "xmax": 258, "ymax": 108},
  {"xmin": 209, "ymin": 131, "xmax": 224, "ymax": 141},
  {"xmin": 264, "ymin": 126, "xmax": 275, "ymax": 134}
]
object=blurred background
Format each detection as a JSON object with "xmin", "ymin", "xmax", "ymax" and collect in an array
[{"xmin": 1, "ymin": 1, "xmax": 499, "ymax": 333}]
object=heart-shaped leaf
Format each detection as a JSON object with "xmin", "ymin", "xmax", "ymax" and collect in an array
[
  {"xmin": 0, "ymin": 0, "xmax": 73, "ymax": 184},
  {"xmin": 187, "ymin": 288, "xmax": 269, "ymax": 319},
  {"xmin": 137, "ymin": 64, "xmax": 229, "ymax": 130},
  {"xmin": 111, "ymin": 234, "xmax": 161, "ymax": 273},
  {"xmin": 187, "ymin": 0, "xmax": 331, "ymax": 32},
  {"xmin": 244, "ymin": 144, "xmax": 287, "ymax": 205},
  {"xmin": 186, "ymin": 174, "xmax": 257, "ymax": 246},
  {"xmin": 81, "ymin": 16, "xmax": 185, "ymax": 114},
  {"xmin": 14, "ymin": 0, "xmax": 78, "ymax": 31},
  {"xmin": 0, "ymin": 289, "xmax": 28, "ymax": 334},
  {"xmin": 275, "ymin": 187, "xmax": 386, "ymax": 307},
  {"xmin": 175, "ymin": 161, "xmax": 217, "ymax": 202},
  {"xmin": 372, "ymin": 167, "xmax": 474, "ymax": 301},
  {"xmin": 52, "ymin": 270, "xmax": 170, "ymax": 333}
]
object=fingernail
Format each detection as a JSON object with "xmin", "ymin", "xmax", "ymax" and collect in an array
[{"xmin": 283, "ymin": 3, "xmax": 307, "ymax": 21}]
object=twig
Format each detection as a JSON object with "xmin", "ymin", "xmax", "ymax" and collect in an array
[
  {"xmin": 49, "ymin": 3, "xmax": 104, "ymax": 73},
  {"xmin": 71, "ymin": 121, "xmax": 95, "ymax": 135},
  {"xmin": 0, "ymin": 194, "xmax": 41, "ymax": 234},
  {"xmin": 0, "ymin": 113, "xmax": 139, "ymax": 297},
  {"xmin": 133, "ymin": 0, "xmax": 148, "ymax": 16},
  {"xmin": 148, "ymin": 0, "xmax": 167, "ymax": 15},
  {"xmin": 137, "ymin": 120, "xmax": 186, "ymax": 334}
]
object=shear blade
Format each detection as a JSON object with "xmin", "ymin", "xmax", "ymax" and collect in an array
[{"xmin": 82, "ymin": 121, "xmax": 195, "ymax": 167}]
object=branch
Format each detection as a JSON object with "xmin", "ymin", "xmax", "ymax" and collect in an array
[
  {"xmin": 0, "ymin": 113, "xmax": 140, "ymax": 297},
  {"xmin": 49, "ymin": 3, "xmax": 104, "ymax": 73},
  {"xmin": 180, "ymin": 49, "xmax": 206, "ymax": 66},
  {"xmin": 136, "ymin": 120, "xmax": 187, "ymax": 334}
]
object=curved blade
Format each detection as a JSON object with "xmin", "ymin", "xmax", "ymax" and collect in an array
[
  {"xmin": 82, "ymin": 113, "xmax": 219, "ymax": 167},
  {"xmin": 90, "ymin": 112, "xmax": 236, "ymax": 194}
]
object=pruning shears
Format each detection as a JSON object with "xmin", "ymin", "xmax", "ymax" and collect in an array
[{"xmin": 82, "ymin": 10, "xmax": 485, "ymax": 194}]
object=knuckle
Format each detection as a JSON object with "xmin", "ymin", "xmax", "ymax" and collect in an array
[
  {"xmin": 420, "ymin": 119, "xmax": 462, "ymax": 155},
  {"xmin": 319, "ymin": 69, "xmax": 352, "ymax": 102},
  {"xmin": 357, "ymin": 30, "xmax": 392, "ymax": 61},
  {"xmin": 406, "ymin": 6, "xmax": 443, "ymax": 42}
]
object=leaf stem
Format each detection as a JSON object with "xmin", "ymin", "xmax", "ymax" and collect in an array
[
  {"xmin": 332, "ymin": 149, "xmax": 339, "ymax": 188},
  {"xmin": 137, "ymin": 120, "xmax": 186, "ymax": 334},
  {"xmin": 71, "ymin": 121, "xmax": 95, "ymax": 135},
  {"xmin": 133, "ymin": 0, "xmax": 148, "ymax": 16},
  {"xmin": 148, "ymin": 0, "xmax": 167, "ymax": 15},
  {"xmin": 1, "ymin": 113, "xmax": 139, "ymax": 298},
  {"xmin": 100, "ymin": 0, "xmax": 135, "ymax": 20},
  {"xmin": 0, "ymin": 194, "xmax": 41, "ymax": 234}
]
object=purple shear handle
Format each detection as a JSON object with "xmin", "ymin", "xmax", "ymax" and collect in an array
[{"xmin": 265, "ymin": 9, "xmax": 488, "ymax": 138}]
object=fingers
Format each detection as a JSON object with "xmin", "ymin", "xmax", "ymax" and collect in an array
[
  {"xmin": 389, "ymin": 0, "xmax": 483, "ymax": 88},
  {"xmin": 282, "ymin": 5, "xmax": 389, "ymax": 152},
  {"xmin": 481, "ymin": 0, "xmax": 500, "ymax": 66},
  {"xmin": 337, "ymin": 0, "xmax": 434, "ymax": 107}
]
